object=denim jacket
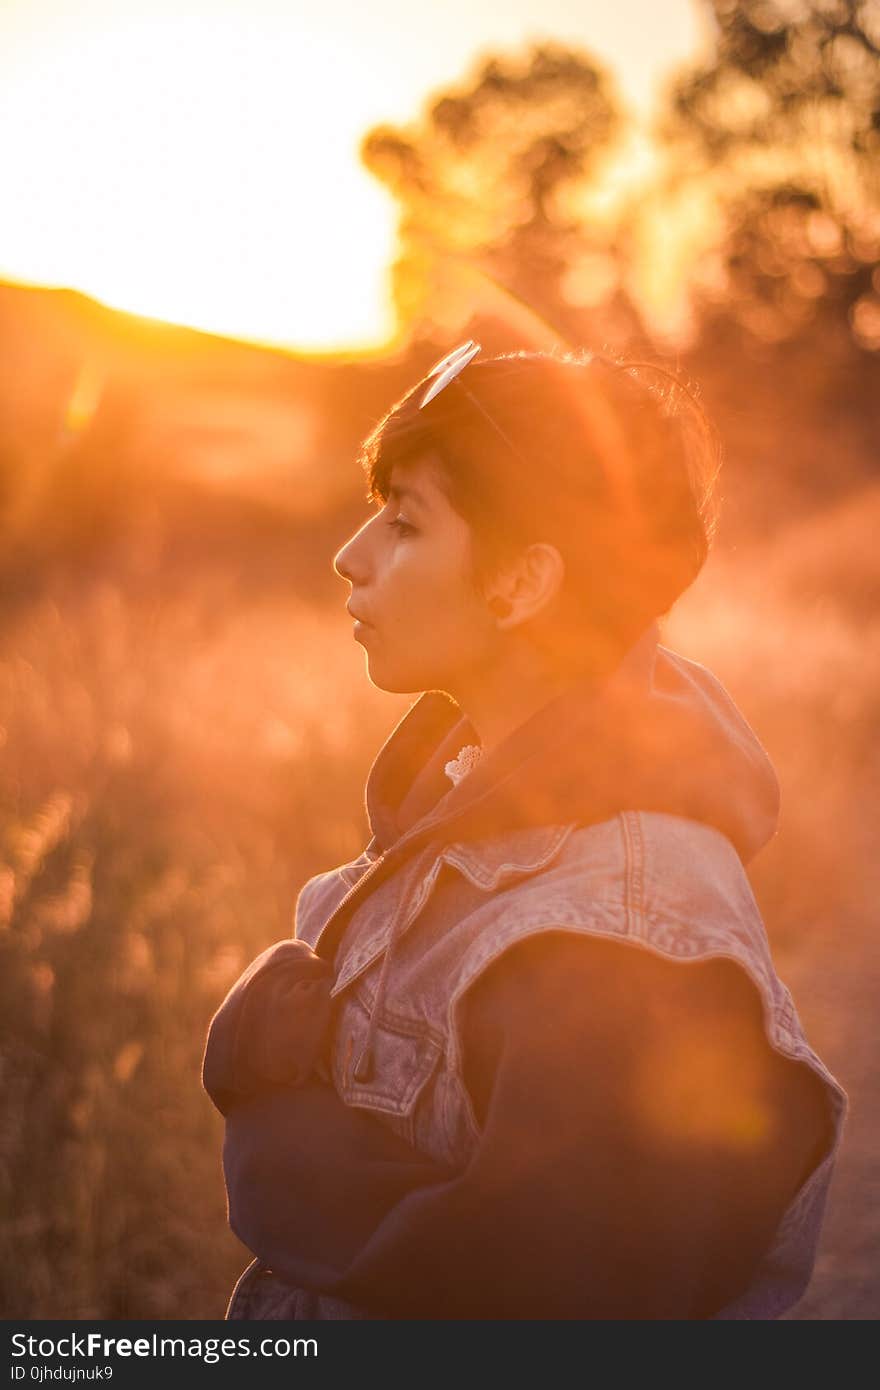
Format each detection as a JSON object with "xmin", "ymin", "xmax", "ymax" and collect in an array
[{"xmin": 225, "ymin": 624, "xmax": 847, "ymax": 1319}]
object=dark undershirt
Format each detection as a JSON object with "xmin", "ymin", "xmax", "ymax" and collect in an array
[{"xmin": 214, "ymin": 932, "xmax": 832, "ymax": 1320}]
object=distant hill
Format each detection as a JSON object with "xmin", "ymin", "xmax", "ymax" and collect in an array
[{"xmin": 0, "ymin": 281, "xmax": 424, "ymax": 587}]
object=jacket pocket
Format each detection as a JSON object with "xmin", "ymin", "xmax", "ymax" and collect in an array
[{"xmin": 334, "ymin": 984, "xmax": 442, "ymax": 1136}]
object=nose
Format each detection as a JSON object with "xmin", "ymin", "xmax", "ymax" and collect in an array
[
  {"xmin": 333, "ymin": 541, "xmax": 353, "ymax": 584},
  {"xmin": 332, "ymin": 515, "xmax": 372, "ymax": 586}
]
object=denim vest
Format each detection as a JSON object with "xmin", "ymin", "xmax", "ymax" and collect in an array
[{"xmin": 226, "ymin": 807, "xmax": 847, "ymax": 1321}]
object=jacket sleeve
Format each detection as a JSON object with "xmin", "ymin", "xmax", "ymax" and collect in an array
[
  {"xmin": 223, "ymin": 932, "xmax": 832, "ymax": 1319},
  {"xmin": 201, "ymin": 939, "xmax": 334, "ymax": 1115}
]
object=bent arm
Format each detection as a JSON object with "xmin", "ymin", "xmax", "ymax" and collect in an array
[{"xmin": 224, "ymin": 933, "xmax": 831, "ymax": 1319}]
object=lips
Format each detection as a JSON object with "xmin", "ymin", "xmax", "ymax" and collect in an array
[{"xmin": 346, "ymin": 602, "xmax": 373, "ymax": 626}]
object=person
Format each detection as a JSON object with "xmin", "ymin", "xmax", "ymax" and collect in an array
[{"xmin": 203, "ymin": 341, "xmax": 847, "ymax": 1320}]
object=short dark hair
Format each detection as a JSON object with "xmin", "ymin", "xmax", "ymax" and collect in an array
[{"xmin": 356, "ymin": 347, "xmax": 721, "ymax": 661}]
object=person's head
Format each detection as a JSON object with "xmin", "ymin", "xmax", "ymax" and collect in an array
[{"xmin": 332, "ymin": 344, "xmax": 721, "ymax": 698}]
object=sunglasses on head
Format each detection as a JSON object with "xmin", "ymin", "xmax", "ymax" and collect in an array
[{"xmin": 417, "ymin": 340, "xmax": 532, "ymax": 470}]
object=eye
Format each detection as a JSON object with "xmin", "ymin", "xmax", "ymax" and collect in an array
[{"xmin": 386, "ymin": 514, "xmax": 416, "ymax": 537}]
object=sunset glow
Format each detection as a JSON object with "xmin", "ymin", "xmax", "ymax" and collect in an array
[
  {"xmin": 0, "ymin": 0, "xmax": 706, "ymax": 351},
  {"xmin": 0, "ymin": 11, "xmax": 397, "ymax": 351}
]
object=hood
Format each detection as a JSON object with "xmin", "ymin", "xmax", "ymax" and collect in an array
[{"xmin": 364, "ymin": 622, "xmax": 780, "ymax": 867}]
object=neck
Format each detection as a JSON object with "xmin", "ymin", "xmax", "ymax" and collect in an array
[{"xmin": 447, "ymin": 636, "xmax": 620, "ymax": 759}]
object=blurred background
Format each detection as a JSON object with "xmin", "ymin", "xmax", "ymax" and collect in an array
[{"xmin": 0, "ymin": 0, "xmax": 877, "ymax": 1319}]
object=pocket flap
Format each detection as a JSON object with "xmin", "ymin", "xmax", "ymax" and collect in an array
[{"xmin": 336, "ymin": 987, "xmax": 442, "ymax": 1117}]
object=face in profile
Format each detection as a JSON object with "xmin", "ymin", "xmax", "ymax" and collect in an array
[{"xmin": 333, "ymin": 453, "xmax": 501, "ymax": 696}]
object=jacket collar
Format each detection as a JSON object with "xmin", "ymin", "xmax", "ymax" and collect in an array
[
  {"xmin": 362, "ymin": 621, "xmax": 780, "ymax": 868},
  {"xmin": 330, "ymin": 822, "xmax": 575, "ymax": 997}
]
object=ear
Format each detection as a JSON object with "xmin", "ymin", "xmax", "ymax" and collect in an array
[{"xmin": 485, "ymin": 543, "xmax": 566, "ymax": 630}]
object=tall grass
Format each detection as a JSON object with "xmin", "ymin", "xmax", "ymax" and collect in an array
[
  {"xmin": 0, "ymin": 486, "xmax": 876, "ymax": 1316},
  {"xmin": 0, "ymin": 574, "xmax": 404, "ymax": 1317}
]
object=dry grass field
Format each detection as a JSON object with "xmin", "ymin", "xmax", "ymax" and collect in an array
[{"xmin": 1, "ymin": 476, "xmax": 876, "ymax": 1319}]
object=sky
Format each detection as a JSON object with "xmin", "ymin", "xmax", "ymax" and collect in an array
[{"xmin": 0, "ymin": 0, "xmax": 711, "ymax": 352}]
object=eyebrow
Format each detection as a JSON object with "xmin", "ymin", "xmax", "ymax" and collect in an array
[{"xmin": 388, "ymin": 481, "xmax": 430, "ymax": 510}]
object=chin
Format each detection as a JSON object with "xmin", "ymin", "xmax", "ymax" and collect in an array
[{"xmin": 364, "ymin": 654, "xmax": 441, "ymax": 697}]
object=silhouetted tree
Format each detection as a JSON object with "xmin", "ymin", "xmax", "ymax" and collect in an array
[
  {"xmin": 360, "ymin": 43, "xmax": 634, "ymax": 344},
  {"xmin": 662, "ymin": 0, "xmax": 880, "ymax": 351}
]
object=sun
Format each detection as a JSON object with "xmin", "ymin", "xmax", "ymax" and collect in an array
[{"xmin": 0, "ymin": 11, "xmax": 397, "ymax": 351}]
